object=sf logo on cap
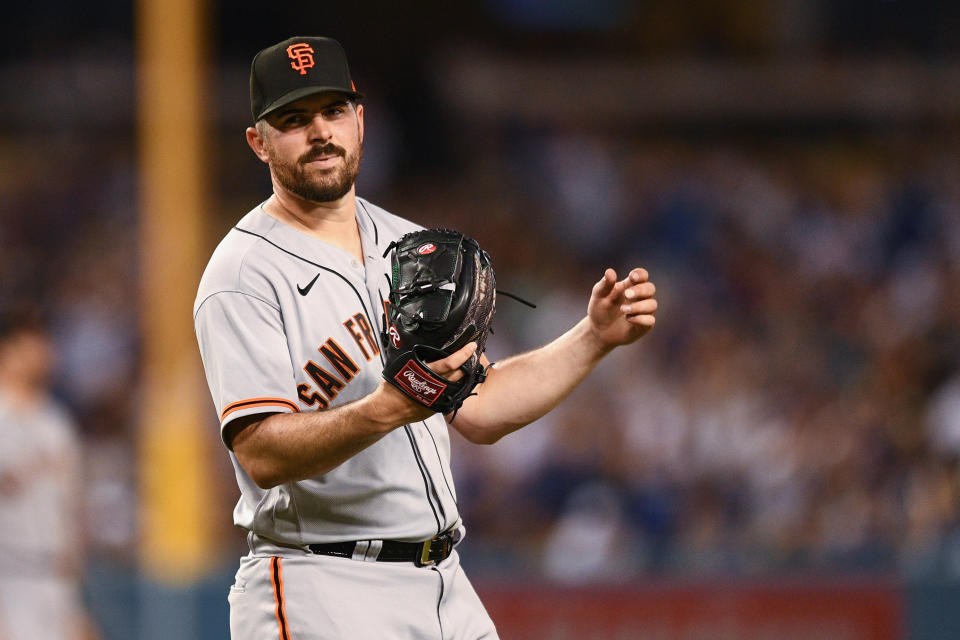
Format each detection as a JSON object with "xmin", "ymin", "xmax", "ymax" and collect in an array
[{"xmin": 286, "ymin": 43, "xmax": 315, "ymax": 76}]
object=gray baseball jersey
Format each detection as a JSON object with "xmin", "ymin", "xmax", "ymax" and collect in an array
[
  {"xmin": 194, "ymin": 197, "xmax": 461, "ymax": 552},
  {"xmin": 0, "ymin": 390, "xmax": 79, "ymax": 567},
  {"xmin": 0, "ymin": 390, "xmax": 84, "ymax": 640}
]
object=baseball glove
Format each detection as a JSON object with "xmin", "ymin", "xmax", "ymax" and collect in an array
[{"xmin": 381, "ymin": 228, "xmax": 496, "ymax": 417}]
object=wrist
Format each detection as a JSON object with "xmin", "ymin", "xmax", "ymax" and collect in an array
[
  {"xmin": 578, "ymin": 317, "xmax": 616, "ymax": 361},
  {"xmin": 361, "ymin": 382, "xmax": 430, "ymax": 432}
]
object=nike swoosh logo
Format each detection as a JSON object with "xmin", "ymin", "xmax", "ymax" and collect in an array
[{"xmin": 297, "ymin": 273, "xmax": 320, "ymax": 296}]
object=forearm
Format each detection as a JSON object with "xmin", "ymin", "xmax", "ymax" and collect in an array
[
  {"xmin": 232, "ymin": 384, "xmax": 424, "ymax": 488},
  {"xmin": 454, "ymin": 316, "xmax": 609, "ymax": 443}
]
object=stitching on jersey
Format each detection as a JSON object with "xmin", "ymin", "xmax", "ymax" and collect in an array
[
  {"xmin": 422, "ymin": 420, "xmax": 460, "ymax": 524},
  {"xmin": 410, "ymin": 424, "xmax": 448, "ymax": 533},
  {"xmin": 357, "ymin": 199, "xmax": 379, "ymax": 246},
  {"xmin": 402, "ymin": 427, "xmax": 441, "ymax": 533},
  {"xmin": 235, "ymin": 228, "xmax": 297, "ymax": 378},
  {"xmin": 376, "ymin": 292, "xmax": 390, "ymax": 353},
  {"xmin": 194, "ymin": 214, "xmax": 281, "ymax": 320},
  {"xmin": 194, "ymin": 289, "xmax": 281, "ymax": 321},
  {"xmin": 233, "ymin": 227, "xmax": 375, "ymax": 322},
  {"xmin": 233, "ymin": 225, "xmax": 385, "ymax": 367},
  {"xmin": 233, "ymin": 224, "xmax": 390, "ymax": 371}
]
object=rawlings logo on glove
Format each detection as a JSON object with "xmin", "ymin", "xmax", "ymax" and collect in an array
[
  {"xmin": 394, "ymin": 361, "xmax": 447, "ymax": 406},
  {"xmin": 381, "ymin": 228, "xmax": 496, "ymax": 417}
]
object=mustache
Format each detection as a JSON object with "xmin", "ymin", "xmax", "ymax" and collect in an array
[{"xmin": 299, "ymin": 144, "xmax": 346, "ymax": 164}]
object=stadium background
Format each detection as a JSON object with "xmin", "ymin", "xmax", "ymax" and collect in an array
[{"xmin": 2, "ymin": 1, "xmax": 960, "ymax": 638}]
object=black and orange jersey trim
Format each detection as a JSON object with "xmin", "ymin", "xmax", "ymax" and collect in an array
[
  {"xmin": 270, "ymin": 556, "xmax": 291, "ymax": 640},
  {"xmin": 221, "ymin": 397, "xmax": 300, "ymax": 421}
]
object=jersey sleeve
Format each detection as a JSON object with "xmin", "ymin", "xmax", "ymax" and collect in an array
[{"xmin": 194, "ymin": 291, "xmax": 300, "ymax": 445}]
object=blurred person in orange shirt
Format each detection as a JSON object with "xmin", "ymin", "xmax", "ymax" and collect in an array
[{"xmin": 0, "ymin": 309, "xmax": 98, "ymax": 640}]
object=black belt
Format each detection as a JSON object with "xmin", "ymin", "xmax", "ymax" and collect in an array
[{"xmin": 308, "ymin": 530, "xmax": 458, "ymax": 567}]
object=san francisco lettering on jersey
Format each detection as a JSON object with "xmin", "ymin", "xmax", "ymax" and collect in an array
[{"xmin": 298, "ymin": 317, "xmax": 373, "ymax": 408}]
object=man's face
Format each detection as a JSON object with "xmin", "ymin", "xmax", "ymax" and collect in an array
[
  {"xmin": 0, "ymin": 330, "xmax": 53, "ymax": 389},
  {"xmin": 257, "ymin": 93, "xmax": 364, "ymax": 203}
]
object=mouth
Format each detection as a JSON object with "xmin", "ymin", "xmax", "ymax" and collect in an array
[
  {"xmin": 304, "ymin": 154, "xmax": 341, "ymax": 167},
  {"xmin": 301, "ymin": 146, "xmax": 345, "ymax": 168}
]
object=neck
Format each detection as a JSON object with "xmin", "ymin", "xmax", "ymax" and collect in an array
[
  {"xmin": 264, "ymin": 185, "xmax": 363, "ymax": 260},
  {"xmin": 0, "ymin": 374, "xmax": 43, "ymax": 408},
  {"xmin": 268, "ymin": 180, "xmax": 357, "ymax": 227}
]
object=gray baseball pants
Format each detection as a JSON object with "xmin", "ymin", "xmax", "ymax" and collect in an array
[{"xmin": 228, "ymin": 549, "xmax": 499, "ymax": 639}]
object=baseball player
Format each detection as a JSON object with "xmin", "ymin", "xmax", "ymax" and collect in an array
[
  {"xmin": 0, "ymin": 311, "xmax": 98, "ymax": 640},
  {"xmin": 194, "ymin": 36, "xmax": 657, "ymax": 639}
]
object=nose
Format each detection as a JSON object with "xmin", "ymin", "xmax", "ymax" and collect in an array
[{"xmin": 305, "ymin": 113, "xmax": 333, "ymax": 144}]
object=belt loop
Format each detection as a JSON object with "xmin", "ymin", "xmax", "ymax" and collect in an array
[
  {"xmin": 351, "ymin": 541, "xmax": 370, "ymax": 561},
  {"xmin": 365, "ymin": 540, "xmax": 383, "ymax": 561}
]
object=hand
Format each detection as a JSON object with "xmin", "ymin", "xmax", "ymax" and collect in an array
[
  {"xmin": 424, "ymin": 341, "xmax": 477, "ymax": 384},
  {"xmin": 376, "ymin": 342, "xmax": 478, "ymax": 423},
  {"xmin": 587, "ymin": 268, "xmax": 657, "ymax": 352}
]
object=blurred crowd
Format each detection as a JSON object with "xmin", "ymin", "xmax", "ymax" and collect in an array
[
  {"xmin": 4, "ymin": 107, "xmax": 960, "ymax": 589},
  {"xmin": 433, "ymin": 132, "xmax": 960, "ymax": 581}
]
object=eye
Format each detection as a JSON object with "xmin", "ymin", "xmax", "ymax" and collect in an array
[{"xmin": 325, "ymin": 104, "xmax": 348, "ymax": 118}]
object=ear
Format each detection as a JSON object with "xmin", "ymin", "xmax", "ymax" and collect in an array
[
  {"xmin": 246, "ymin": 126, "xmax": 271, "ymax": 163},
  {"xmin": 356, "ymin": 103, "xmax": 364, "ymax": 145}
]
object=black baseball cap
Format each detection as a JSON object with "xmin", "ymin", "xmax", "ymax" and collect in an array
[{"xmin": 250, "ymin": 36, "xmax": 363, "ymax": 122}]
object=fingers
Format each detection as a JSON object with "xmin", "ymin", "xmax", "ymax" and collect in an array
[
  {"xmin": 426, "ymin": 342, "xmax": 478, "ymax": 381},
  {"xmin": 620, "ymin": 268, "xmax": 654, "ymax": 302},
  {"xmin": 623, "ymin": 281, "xmax": 656, "ymax": 301},
  {"xmin": 595, "ymin": 268, "xmax": 653, "ymax": 301},
  {"xmin": 620, "ymin": 291, "xmax": 657, "ymax": 329},
  {"xmin": 620, "ymin": 297, "xmax": 658, "ymax": 314},
  {"xmin": 593, "ymin": 268, "xmax": 617, "ymax": 298},
  {"xmin": 619, "ymin": 268, "xmax": 656, "ymax": 328},
  {"xmin": 627, "ymin": 314, "xmax": 656, "ymax": 328},
  {"xmin": 627, "ymin": 268, "xmax": 648, "ymax": 284}
]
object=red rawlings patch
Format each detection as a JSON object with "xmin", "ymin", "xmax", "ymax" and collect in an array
[
  {"xmin": 394, "ymin": 360, "xmax": 446, "ymax": 406},
  {"xmin": 417, "ymin": 243, "xmax": 436, "ymax": 255}
]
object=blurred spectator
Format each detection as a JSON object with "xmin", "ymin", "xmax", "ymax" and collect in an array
[
  {"xmin": 0, "ymin": 308, "xmax": 99, "ymax": 640},
  {"xmin": 541, "ymin": 481, "xmax": 639, "ymax": 582}
]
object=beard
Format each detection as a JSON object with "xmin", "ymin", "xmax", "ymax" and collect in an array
[{"xmin": 269, "ymin": 140, "xmax": 362, "ymax": 203}]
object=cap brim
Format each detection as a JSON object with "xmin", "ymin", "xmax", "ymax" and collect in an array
[{"xmin": 256, "ymin": 86, "xmax": 364, "ymax": 121}]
